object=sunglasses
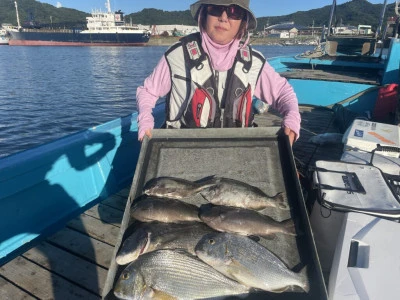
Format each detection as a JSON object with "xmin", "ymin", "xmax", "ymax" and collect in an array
[{"xmin": 207, "ymin": 5, "xmax": 246, "ymax": 20}]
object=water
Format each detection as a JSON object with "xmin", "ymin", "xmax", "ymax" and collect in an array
[{"xmin": 0, "ymin": 44, "xmax": 313, "ymax": 158}]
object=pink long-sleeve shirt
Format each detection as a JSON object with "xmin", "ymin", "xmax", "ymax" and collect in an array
[{"xmin": 136, "ymin": 41, "xmax": 301, "ymax": 140}]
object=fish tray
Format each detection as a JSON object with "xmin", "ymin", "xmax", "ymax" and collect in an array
[{"xmin": 103, "ymin": 127, "xmax": 328, "ymax": 299}]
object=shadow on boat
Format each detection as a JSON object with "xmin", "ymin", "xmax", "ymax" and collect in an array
[{"xmin": 0, "ymin": 121, "xmax": 119, "ymax": 297}]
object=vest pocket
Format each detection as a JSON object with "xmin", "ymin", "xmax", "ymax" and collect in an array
[
  {"xmin": 188, "ymin": 88, "xmax": 217, "ymax": 127},
  {"xmin": 232, "ymin": 84, "xmax": 252, "ymax": 127}
]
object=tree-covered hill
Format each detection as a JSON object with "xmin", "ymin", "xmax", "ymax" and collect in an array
[
  {"xmin": 0, "ymin": 0, "xmax": 88, "ymax": 28},
  {"xmin": 126, "ymin": 8, "xmax": 197, "ymax": 27},
  {"xmin": 256, "ymin": 0, "xmax": 397, "ymax": 31},
  {"xmin": 0, "ymin": 0, "xmax": 397, "ymax": 31}
]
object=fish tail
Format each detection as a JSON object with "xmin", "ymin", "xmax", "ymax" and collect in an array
[
  {"xmin": 195, "ymin": 183, "xmax": 216, "ymax": 194},
  {"xmin": 194, "ymin": 176, "xmax": 220, "ymax": 193},
  {"xmin": 298, "ymin": 266, "xmax": 310, "ymax": 293},
  {"xmin": 272, "ymin": 192, "xmax": 289, "ymax": 210},
  {"xmin": 195, "ymin": 175, "xmax": 218, "ymax": 184},
  {"xmin": 281, "ymin": 219, "xmax": 297, "ymax": 236}
]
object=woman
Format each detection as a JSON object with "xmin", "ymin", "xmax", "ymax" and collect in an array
[{"xmin": 136, "ymin": 0, "xmax": 301, "ymax": 145}]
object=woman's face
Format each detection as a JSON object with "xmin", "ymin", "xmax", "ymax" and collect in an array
[{"xmin": 204, "ymin": 6, "xmax": 244, "ymax": 45}]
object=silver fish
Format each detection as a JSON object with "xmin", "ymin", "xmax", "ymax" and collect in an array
[
  {"xmin": 199, "ymin": 205, "xmax": 296, "ymax": 239},
  {"xmin": 195, "ymin": 232, "xmax": 310, "ymax": 293},
  {"xmin": 130, "ymin": 197, "xmax": 201, "ymax": 223},
  {"xmin": 115, "ymin": 222, "xmax": 216, "ymax": 265},
  {"xmin": 113, "ymin": 249, "xmax": 249, "ymax": 300},
  {"xmin": 143, "ymin": 176, "xmax": 216, "ymax": 199},
  {"xmin": 199, "ymin": 177, "xmax": 288, "ymax": 210}
]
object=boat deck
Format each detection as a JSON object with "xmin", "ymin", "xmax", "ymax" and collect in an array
[
  {"xmin": 281, "ymin": 68, "xmax": 379, "ymax": 85},
  {"xmin": 0, "ymin": 187, "xmax": 130, "ymax": 299},
  {"xmin": 0, "ymin": 105, "xmax": 360, "ymax": 299}
]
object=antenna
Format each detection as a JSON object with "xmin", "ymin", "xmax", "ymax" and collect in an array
[{"xmin": 105, "ymin": 0, "xmax": 111, "ymax": 13}]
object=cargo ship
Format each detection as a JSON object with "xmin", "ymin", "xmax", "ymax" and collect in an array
[
  {"xmin": 0, "ymin": 27, "xmax": 9, "ymax": 45},
  {"xmin": 7, "ymin": 0, "xmax": 150, "ymax": 46}
]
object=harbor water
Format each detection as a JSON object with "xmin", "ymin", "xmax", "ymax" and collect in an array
[{"xmin": 0, "ymin": 44, "xmax": 314, "ymax": 158}]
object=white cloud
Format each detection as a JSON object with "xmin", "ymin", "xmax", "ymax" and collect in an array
[{"xmin": 56, "ymin": 2, "xmax": 62, "ymax": 8}]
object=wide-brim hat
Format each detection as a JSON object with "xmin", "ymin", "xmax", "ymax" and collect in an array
[{"xmin": 190, "ymin": 0, "xmax": 257, "ymax": 31}]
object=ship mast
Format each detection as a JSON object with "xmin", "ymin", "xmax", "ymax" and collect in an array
[
  {"xmin": 375, "ymin": 0, "xmax": 388, "ymax": 38},
  {"xmin": 327, "ymin": 0, "xmax": 336, "ymax": 37},
  {"xmin": 14, "ymin": 1, "xmax": 21, "ymax": 29},
  {"xmin": 106, "ymin": 0, "xmax": 112, "ymax": 13}
]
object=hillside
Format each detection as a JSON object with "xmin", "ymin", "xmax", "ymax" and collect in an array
[
  {"xmin": 256, "ymin": 0, "xmax": 396, "ymax": 31},
  {"xmin": 0, "ymin": 0, "xmax": 397, "ymax": 31},
  {"xmin": 0, "ymin": 0, "xmax": 88, "ymax": 28}
]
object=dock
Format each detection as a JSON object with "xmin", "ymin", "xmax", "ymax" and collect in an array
[{"xmin": 0, "ymin": 104, "xmax": 348, "ymax": 299}]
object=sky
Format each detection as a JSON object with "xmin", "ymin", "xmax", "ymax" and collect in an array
[{"xmin": 38, "ymin": 0, "xmax": 387, "ymax": 17}]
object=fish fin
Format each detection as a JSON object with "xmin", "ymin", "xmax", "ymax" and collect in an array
[
  {"xmin": 281, "ymin": 219, "xmax": 297, "ymax": 236},
  {"xmin": 225, "ymin": 257, "xmax": 245, "ymax": 271},
  {"xmin": 298, "ymin": 265, "xmax": 310, "ymax": 293},
  {"xmin": 260, "ymin": 233, "xmax": 277, "ymax": 240},
  {"xmin": 195, "ymin": 175, "xmax": 217, "ymax": 183},
  {"xmin": 150, "ymin": 289, "xmax": 177, "ymax": 300},
  {"xmin": 270, "ymin": 286, "xmax": 291, "ymax": 293},
  {"xmin": 195, "ymin": 177, "xmax": 220, "ymax": 193}
]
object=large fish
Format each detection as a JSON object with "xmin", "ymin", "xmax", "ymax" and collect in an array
[
  {"xmin": 143, "ymin": 176, "xmax": 216, "ymax": 199},
  {"xmin": 199, "ymin": 177, "xmax": 288, "ymax": 210},
  {"xmin": 113, "ymin": 249, "xmax": 249, "ymax": 300},
  {"xmin": 195, "ymin": 232, "xmax": 310, "ymax": 293},
  {"xmin": 130, "ymin": 197, "xmax": 201, "ymax": 223},
  {"xmin": 199, "ymin": 204, "xmax": 296, "ymax": 239},
  {"xmin": 115, "ymin": 222, "xmax": 216, "ymax": 265}
]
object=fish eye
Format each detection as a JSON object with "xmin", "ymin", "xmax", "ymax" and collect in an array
[
  {"xmin": 208, "ymin": 239, "xmax": 215, "ymax": 245},
  {"xmin": 122, "ymin": 272, "xmax": 130, "ymax": 280}
]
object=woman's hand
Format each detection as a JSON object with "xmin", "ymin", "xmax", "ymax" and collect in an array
[
  {"xmin": 284, "ymin": 126, "xmax": 296, "ymax": 146},
  {"xmin": 139, "ymin": 129, "xmax": 153, "ymax": 142}
]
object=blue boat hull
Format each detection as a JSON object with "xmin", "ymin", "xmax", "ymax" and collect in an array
[{"xmin": 0, "ymin": 105, "xmax": 165, "ymax": 265}]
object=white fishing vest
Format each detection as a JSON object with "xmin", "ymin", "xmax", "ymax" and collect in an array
[{"xmin": 164, "ymin": 33, "xmax": 265, "ymax": 128}]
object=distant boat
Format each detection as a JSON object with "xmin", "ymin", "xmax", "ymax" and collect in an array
[
  {"xmin": 0, "ymin": 28, "xmax": 9, "ymax": 45},
  {"xmin": 7, "ymin": 0, "xmax": 150, "ymax": 46}
]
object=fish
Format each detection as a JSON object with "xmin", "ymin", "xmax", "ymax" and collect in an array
[
  {"xmin": 130, "ymin": 196, "xmax": 201, "ymax": 223},
  {"xmin": 143, "ymin": 176, "xmax": 216, "ymax": 199},
  {"xmin": 113, "ymin": 249, "xmax": 249, "ymax": 300},
  {"xmin": 195, "ymin": 232, "xmax": 310, "ymax": 293},
  {"xmin": 115, "ymin": 222, "xmax": 216, "ymax": 265},
  {"xmin": 199, "ymin": 204, "xmax": 296, "ymax": 239},
  {"xmin": 199, "ymin": 177, "xmax": 288, "ymax": 210}
]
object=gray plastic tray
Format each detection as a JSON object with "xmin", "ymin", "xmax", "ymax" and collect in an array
[{"xmin": 103, "ymin": 127, "xmax": 328, "ymax": 299}]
